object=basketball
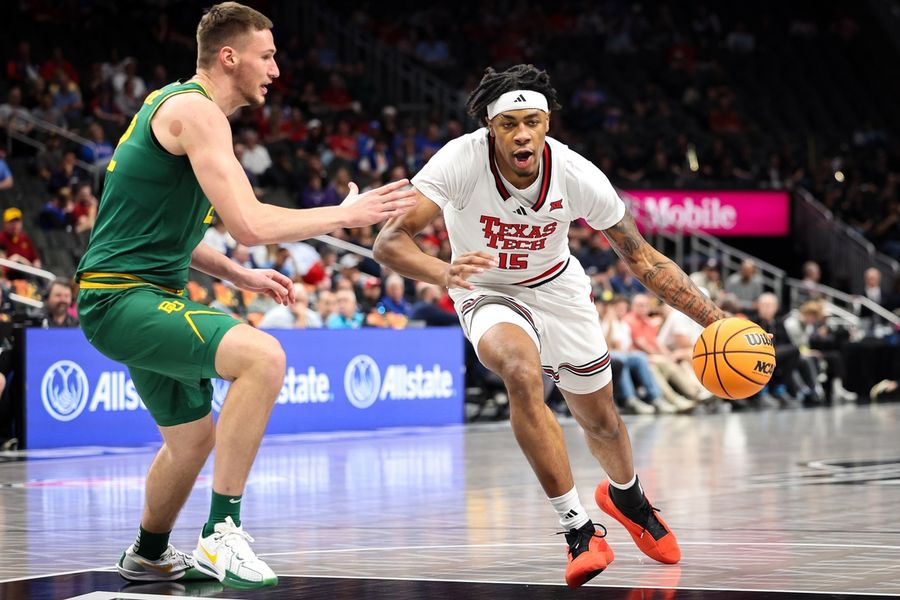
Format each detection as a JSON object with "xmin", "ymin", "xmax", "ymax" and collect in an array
[{"xmin": 692, "ymin": 317, "xmax": 776, "ymax": 400}]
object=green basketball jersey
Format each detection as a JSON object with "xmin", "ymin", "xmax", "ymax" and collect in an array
[{"xmin": 77, "ymin": 81, "xmax": 216, "ymax": 290}]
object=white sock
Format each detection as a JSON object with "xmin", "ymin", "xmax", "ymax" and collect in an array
[
  {"xmin": 608, "ymin": 474, "xmax": 640, "ymax": 492},
  {"xmin": 549, "ymin": 486, "xmax": 590, "ymax": 530}
]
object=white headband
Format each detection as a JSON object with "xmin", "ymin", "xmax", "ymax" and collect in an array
[{"xmin": 486, "ymin": 90, "xmax": 549, "ymax": 120}]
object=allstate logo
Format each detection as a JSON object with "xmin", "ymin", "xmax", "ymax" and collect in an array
[
  {"xmin": 344, "ymin": 355, "xmax": 381, "ymax": 409},
  {"xmin": 42, "ymin": 360, "xmax": 89, "ymax": 422}
]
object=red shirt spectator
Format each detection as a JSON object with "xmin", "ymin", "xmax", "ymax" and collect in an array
[
  {"xmin": 623, "ymin": 294, "xmax": 663, "ymax": 354},
  {"xmin": 0, "ymin": 207, "xmax": 41, "ymax": 268},
  {"xmin": 40, "ymin": 47, "xmax": 80, "ymax": 85},
  {"xmin": 327, "ymin": 120, "xmax": 359, "ymax": 162}
]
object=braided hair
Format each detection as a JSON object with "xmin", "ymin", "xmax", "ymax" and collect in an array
[{"xmin": 465, "ymin": 64, "xmax": 562, "ymax": 121}]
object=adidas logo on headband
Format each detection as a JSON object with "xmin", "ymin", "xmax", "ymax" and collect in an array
[{"xmin": 487, "ymin": 90, "xmax": 549, "ymax": 119}]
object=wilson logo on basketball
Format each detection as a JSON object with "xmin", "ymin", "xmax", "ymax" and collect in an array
[
  {"xmin": 753, "ymin": 361, "xmax": 775, "ymax": 375},
  {"xmin": 743, "ymin": 333, "xmax": 772, "ymax": 347}
]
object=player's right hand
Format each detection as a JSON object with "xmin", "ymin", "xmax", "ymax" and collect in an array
[
  {"xmin": 444, "ymin": 251, "xmax": 497, "ymax": 290},
  {"xmin": 341, "ymin": 179, "xmax": 417, "ymax": 227}
]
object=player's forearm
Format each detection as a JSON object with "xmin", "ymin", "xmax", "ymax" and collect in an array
[
  {"xmin": 190, "ymin": 242, "xmax": 242, "ymax": 281},
  {"xmin": 238, "ymin": 204, "xmax": 349, "ymax": 246},
  {"xmin": 605, "ymin": 212, "xmax": 725, "ymax": 327},
  {"xmin": 373, "ymin": 228, "xmax": 449, "ymax": 287},
  {"xmin": 632, "ymin": 252, "xmax": 725, "ymax": 327}
]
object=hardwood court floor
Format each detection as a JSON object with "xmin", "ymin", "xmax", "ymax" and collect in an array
[{"xmin": 0, "ymin": 403, "xmax": 898, "ymax": 599}]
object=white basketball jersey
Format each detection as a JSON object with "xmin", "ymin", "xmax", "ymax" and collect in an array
[{"xmin": 412, "ymin": 128, "xmax": 626, "ymax": 291}]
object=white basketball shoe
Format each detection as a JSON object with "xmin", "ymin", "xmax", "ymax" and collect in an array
[{"xmin": 192, "ymin": 517, "xmax": 277, "ymax": 589}]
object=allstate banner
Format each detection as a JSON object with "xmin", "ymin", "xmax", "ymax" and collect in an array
[{"xmin": 27, "ymin": 327, "xmax": 465, "ymax": 449}]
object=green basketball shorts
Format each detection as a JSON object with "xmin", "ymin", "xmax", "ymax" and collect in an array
[{"xmin": 78, "ymin": 286, "xmax": 242, "ymax": 427}]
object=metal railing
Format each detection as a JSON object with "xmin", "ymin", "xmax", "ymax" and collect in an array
[
  {"xmin": 4, "ymin": 112, "xmax": 105, "ymax": 190},
  {"xmin": 786, "ymin": 277, "xmax": 899, "ymax": 326},
  {"xmin": 0, "ymin": 257, "xmax": 54, "ymax": 310},
  {"xmin": 620, "ymin": 189, "xmax": 785, "ymax": 295},
  {"xmin": 793, "ymin": 187, "xmax": 899, "ymax": 295}
]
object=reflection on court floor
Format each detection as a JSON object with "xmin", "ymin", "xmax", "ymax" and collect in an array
[{"xmin": 1, "ymin": 405, "xmax": 899, "ymax": 599}]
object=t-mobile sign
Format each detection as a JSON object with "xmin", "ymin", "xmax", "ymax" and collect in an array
[{"xmin": 623, "ymin": 190, "xmax": 790, "ymax": 236}]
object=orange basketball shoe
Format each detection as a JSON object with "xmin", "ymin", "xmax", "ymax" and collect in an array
[
  {"xmin": 595, "ymin": 481, "xmax": 681, "ymax": 564},
  {"xmin": 563, "ymin": 520, "xmax": 615, "ymax": 589}
]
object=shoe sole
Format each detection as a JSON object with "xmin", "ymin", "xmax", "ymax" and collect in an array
[
  {"xmin": 117, "ymin": 563, "xmax": 186, "ymax": 582},
  {"xmin": 192, "ymin": 549, "xmax": 278, "ymax": 590}
]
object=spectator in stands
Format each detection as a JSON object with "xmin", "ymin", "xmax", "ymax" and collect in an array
[
  {"xmin": 862, "ymin": 268, "xmax": 883, "ymax": 305},
  {"xmin": 358, "ymin": 277, "xmax": 383, "ymax": 314},
  {"xmin": 114, "ymin": 77, "xmax": 143, "ymax": 117},
  {"xmin": 91, "ymin": 84, "xmax": 126, "ymax": 128},
  {"xmin": 327, "ymin": 289, "xmax": 364, "ymax": 329},
  {"xmin": 271, "ymin": 246, "xmax": 299, "ymax": 279},
  {"xmin": 320, "ymin": 74, "xmax": 356, "ymax": 113},
  {"xmin": 80, "ymin": 123, "xmax": 114, "ymax": 167},
  {"xmin": 0, "ymin": 208, "xmax": 41, "ymax": 270},
  {"xmin": 72, "ymin": 182, "xmax": 99, "ymax": 233},
  {"xmin": 40, "ymin": 47, "xmax": 79, "ymax": 84},
  {"xmin": 314, "ymin": 289, "xmax": 337, "ymax": 323},
  {"xmin": 326, "ymin": 119, "xmax": 359, "ymax": 163},
  {"xmin": 609, "ymin": 258, "xmax": 646, "ymax": 297},
  {"xmin": 239, "ymin": 130, "xmax": 273, "ymax": 184},
  {"xmin": 577, "ymin": 231, "xmax": 617, "ymax": 285},
  {"xmin": 689, "ymin": 258, "xmax": 724, "ymax": 301},
  {"xmin": 258, "ymin": 283, "xmax": 322, "ymax": 329},
  {"xmin": 754, "ymin": 292, "xmax": 821, "ymax": 406},
  {"xmin": 48, "ymin": 151, "xmax": 88, "ymax": 194},
  {"xmin": 6, "ymin": 41, "xmax": 40, "ymax": 88},
  {"xmin": 783, "ymin": 300, "xmax": 858, "ymax": 403},
  {"xmin": 797, "ymin": 260, "xmax": 823, "ymax": 300},
  {"xmin": 31, "ymin": 91, "xmax": 68, "ymax": 130},
  {"xmin": 624, "ymin": 294, "xmax": 699, "ymax": 412},
  {"xmin": 42, "ymin": 278, "xmax": 78, "ymax": 328},
  {"xmin": 0, "ymin": 152, "xmax": 12, "ymax": 191},
  {"xmin": 381, "ymin": 273, "xmax": 412, "ymax": 317},
  {"xmin": 202, "ymin": 218, "xmax": 236, "ymax": 256},
  {"xmin": 0, "ymin": 87, "xmax": 33, "ymax": 137},
  {"xmin": 38, "ymin": 190, "xmax": 74, "ymax": 230},
  {"xmin": 655, "ymin": 302, "xmax": 720, "ymax": 408},
  {"xmin": 50, "ymin": 71, "xmax": 84, "ymax": 124},
  {"xmin": 725, "ymin": 258, "xmax": 764, "ymax": 312},
  {"xmin": 599, "ymin": 297, "xmax": 661, "ymax": 414},
  {"xmin": 410, "ymin": 282, "xmax": 458, "ymax": 326},
  {"xmin": 34, "ymin": 135, "xmax": 63, "ymax": 181},
  {"xmin": 111, "ymin": 58, "xmax": 146, "ymax": 99}
]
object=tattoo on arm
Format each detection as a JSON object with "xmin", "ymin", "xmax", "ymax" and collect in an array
[{"xmin": 604, "ymin": 212, "xmax": 726, "ymax": 327}]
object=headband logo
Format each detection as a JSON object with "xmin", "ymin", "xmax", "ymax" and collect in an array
[{"xmin": 514, "ymin": 94, "xmax": 526, "ymax": 102}]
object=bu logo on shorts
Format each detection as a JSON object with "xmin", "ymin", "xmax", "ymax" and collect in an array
[{"xmin": 158, "ymin": 300, "xmax": 186, "ymax": 314}]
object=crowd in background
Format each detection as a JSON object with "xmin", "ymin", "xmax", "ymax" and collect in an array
[{"xmin": 0, "ymin": 0, "xmax": 898, "ymax": 436}]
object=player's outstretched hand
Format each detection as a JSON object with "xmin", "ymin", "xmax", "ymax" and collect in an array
[
  {"xmin": 236, "ymin": 268, "xmax": 295, "ymax": 306},
  {"xmin": 341, "ymin": 179, "xmax": 417, "ymax": 227},
  {"xmin": 444, "ymin": 251, "xmax": 497, "ymax": 290}
]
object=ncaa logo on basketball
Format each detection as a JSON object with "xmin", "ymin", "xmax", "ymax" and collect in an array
[
  {"xmin": 344, "ymin": 355, "xmax": 381, "ymax": 409},
  {"xmin": 42, "ymin": 360, "xmax": 90, "ymax": 422}
]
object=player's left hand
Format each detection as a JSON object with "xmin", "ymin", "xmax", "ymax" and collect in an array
[{"xmin": 236, "ymin": 268, "xmax": 295, "ymax": 306}]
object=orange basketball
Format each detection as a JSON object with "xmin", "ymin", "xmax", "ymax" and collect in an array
[{"xmin": 692, "ymin": 317, "xmax": 776, "ymax": 400}]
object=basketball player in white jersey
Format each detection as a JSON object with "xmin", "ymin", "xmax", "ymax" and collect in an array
[{"xmin": 374, "ymin": 65, "xmax": 726, "ymax": 588}]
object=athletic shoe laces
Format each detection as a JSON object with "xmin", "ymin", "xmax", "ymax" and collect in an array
[
  {"xmin": 212, "ymin": 518, "xmax": 256, "ymax": 559},
  {"xmin": 634, "ymin": 500, "xmax": 668, "ymax": 540},
  {"xmin": 559, "ymin": 522, "xmax": 607, "ymax": 559}
]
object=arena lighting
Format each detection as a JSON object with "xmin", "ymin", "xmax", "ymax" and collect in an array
[
  {"xmin": 687, "ymin": 143, "xmax": 700, "ymax": 172},
  {"xmin": 835, "ymin": 170, "xmax": 845, "ymax": 182}
]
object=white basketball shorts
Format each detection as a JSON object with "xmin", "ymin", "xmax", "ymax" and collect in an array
[{"xmin": 452, "ymin": 259, "xmax": 612, "ymax": 394}]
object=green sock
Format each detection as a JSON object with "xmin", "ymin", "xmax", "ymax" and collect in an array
[
  {"xmin": 202, "ymin": 491, "xmax": 242, "ymax": 537},
  {"xmin": 134, "ymin": 525, "xmax": 170, "ymax": 561}
]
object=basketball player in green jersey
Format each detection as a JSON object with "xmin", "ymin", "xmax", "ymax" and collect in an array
[{"xmin": 76, "ymin": 2, "xmax": 416, "ymax": 589}]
